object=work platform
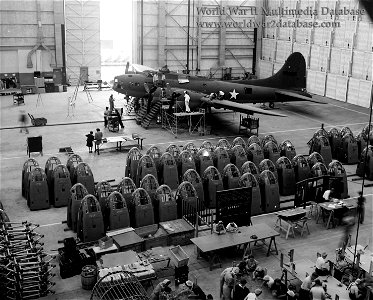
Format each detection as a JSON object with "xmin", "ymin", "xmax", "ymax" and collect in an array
[{"xmin": 161, "ymin": 107, "xmax": 206, "ymax": 138}]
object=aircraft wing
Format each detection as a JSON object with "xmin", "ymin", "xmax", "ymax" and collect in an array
[
  {"xmin": 275, "ymin": 90, "xmax": 325, "ymax": 104},
  {"xmin": 201, "ymin": 98, "xmax": 287, "ymax": 117}
]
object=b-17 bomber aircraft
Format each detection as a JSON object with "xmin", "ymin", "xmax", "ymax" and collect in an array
[{"xmin": 113, "ymin": 52, "xmax": 322, "ymax": 118}]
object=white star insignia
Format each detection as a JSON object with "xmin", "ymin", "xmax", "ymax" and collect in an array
[{"xmin": 230, "ymin": 89, "xmax": 239, "ymax": 99}]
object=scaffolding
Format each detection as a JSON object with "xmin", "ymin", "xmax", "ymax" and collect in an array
[{"xmin": 161, "ymin": 106, "xmax": 206, "ymax": 138}]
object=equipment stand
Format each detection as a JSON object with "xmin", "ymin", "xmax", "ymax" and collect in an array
[{"xmin": 161, "ymin": 107, "xmax": 206, "ymax": 138}]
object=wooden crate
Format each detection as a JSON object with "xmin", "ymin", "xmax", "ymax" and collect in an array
[
  {"xmin": 160, "ymin": 219, "xmax": 194, "ymax": 246},
  {"xmin": 169, "ymin": 245, "xmax": 189, "ymax": 267},
  {"xmin": 135, "ymin": 224, "xmax": 168, "ymax": 250}
]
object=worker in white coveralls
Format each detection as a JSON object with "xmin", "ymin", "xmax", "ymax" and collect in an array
[{"xmin": 184, "ymin": 91, "xmax": 191, "ymax": 113}]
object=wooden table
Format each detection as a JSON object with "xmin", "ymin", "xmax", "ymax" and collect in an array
[
  {"xmin": 275, "ymin": 208, "xmax": 308, "ymax": 239},
  {"xmin": 191, "ymin": 224, "xmax": 279, "ymax": 270},
  {"xmin": 345, "ymin": 245, "xmax": 373, "ymax": 274},
  {"xmin": 137, "ymin": 246, "xmax": 171, "ymax": 268},
  {"xmin": 317, "ymin": 198, "xmax": 357, "ymax": 229},
  {"xmin": 160, "ymin": 218, "xmax": 195, "ymax": 246},
  {"xmin": 284, "ymin": 259, "xmax": 350, "ymax": 300},
  {"xmin": 98, "ymin": 250, "xmax": 156, "ymax": 284},
  {"xmin": 112, "ymin": 230, "xmax": 144, "ymax": 252}
]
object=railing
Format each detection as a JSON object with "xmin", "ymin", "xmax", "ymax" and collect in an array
[{"xmin": 181, "ymin": 198, "xmax": 214, "ymax": 237}]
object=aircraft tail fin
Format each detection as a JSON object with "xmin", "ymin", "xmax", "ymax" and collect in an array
[
  {"xmin": 269, "ymin": 52, "xmax": 307, "ymax": 90},
  {"xmin": 249, "ymin": 52, "xmax": 307, "ymax": 90}
]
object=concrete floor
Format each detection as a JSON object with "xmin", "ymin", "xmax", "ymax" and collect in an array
[{"xmin": 0, "ymin": 87, "xmax": 372, "ymax": 300}]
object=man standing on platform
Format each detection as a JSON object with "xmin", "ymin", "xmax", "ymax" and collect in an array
[
  {"xmin": 109, "ymin": 94, "xmax": 115, "ymax": 111},
  {"xmin": 184, "ymin": 91, "xmax": 191, "ymax": 113}
]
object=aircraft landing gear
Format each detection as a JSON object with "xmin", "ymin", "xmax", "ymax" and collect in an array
[{"xmin": 269, "ymin": 102, "xmax": 275, "ymax": 109}]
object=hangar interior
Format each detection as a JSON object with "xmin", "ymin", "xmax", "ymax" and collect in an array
[
  {"xmin": 0, "ymin": 1, "xmax": 372, "ymax": 300},
  {"xmin": 133, "ymin": 0, "xmax": 373, "ymax": 108}
]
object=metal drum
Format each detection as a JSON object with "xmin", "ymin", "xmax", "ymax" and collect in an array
[
  {"xmin": 259, "ymin": 159, "xmax": 278, "ymax": 180},
  {"xmin": 183, "ymin": 169, "xmax": 204, "ymax": 207},
  {"xmin": 45, "ymin": 156, "xmax": 61, "ymax": 203},
  {"xmin": 292, "ymin": 155, "xmax": 310, "ymax": 182},
  {"xmin": 276, "ymin": 157, "xmax": 296, "ymax": 196},
  {"xmin": 279, "ymin": 140, "xmax": 296, "ymax": 161},
  {"xmin": 203, "ymin": 166, "xmax": 223, "ymax": 209},
  {"xmin": 104, "ymin": 191, "xmax": 130, "ymax": 231},
  {"xmin": 159, "ymin": 152, "xmax": 179, "ymax": 190},
  {"xmin": 132, "ymin": 188, "xmax": 154, "ymax": 228},
  {"xmin": 95, "ymin": 181, "xmax": 112, "ymax": 210},
  {"xmin": 67, "ymin": 183, "xmax": 88, "ymax": 232},
  {"xmin": 241, "ymin": 161, "xmax": 260, "ymax": 182},
  {"xmin": 258, "ymin": 170, "xmax": 280, "ymax": 213},
  {"xmin": 136, "ymin": 155, "xmax": 157, "ymax": 187},
  {"xmin": 328, "ymin": 161, "xmax": 348, "ymax": 199},
  {"xmin": 239, "ymin": 172, "xmax": 262, "ymax": 216},
  {"xmin": 156, "ymin": 185, "xmax": 177, "ymax": 222},
  {"xmin": 66, "ymin": 154, "xmax": 83, "ymax": 181},
  {"xmin": 73, "ymin": 162, "xmax": 95, "ymax": 194},
  {"xmin": 22, "ymin": 158, "xmax": 39, "ymax": 198},
  {"xmin": 178, "ymin": 150, "xmax": 196, "ymax": 179},
  {"xmin": 196, "ymin": 148, "xmax": 214, "ymax": 178},
  {"xmin": 231, "ymin": 145, "xmax": 248, "ymax": 170},
  {"xmin": 213, "ymin": 147, "xmax": 230, "ymax": 175},
  {"xmin": 53, "ymin": 164, "xmax": 71, "ymax": 207},
  {"xmin": 77, "ymin": 195, "xmax": 105, "ymax": 243},
  {"xmin": 222, "ymin": 163, "xmax": 241, "ymax": 189},
  {"xmin": 125, "ymin": 147, "xmax": 142, "ymax": 184},
  {"xmin": 28, "ymin": 167, "xmax": 50, "ymax": 211},
  {"xmin": 247, "ymin": 143, "xmax": 264, "ymax": 167}
]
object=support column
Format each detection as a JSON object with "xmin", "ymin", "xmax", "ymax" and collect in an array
[
  {"xmin": 218, "ymin": 0, "xmax": 226, "ymax": 67},
  {"xmin": 158, "ymin": 1, "xmax": 166, "ymax": 67}
]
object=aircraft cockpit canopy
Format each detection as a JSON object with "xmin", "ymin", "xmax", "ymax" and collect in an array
[
  {"xmin": 276, "ymin": 157, "xmax": 292, "ymax": 169},
  {"xmin": 307, "ymin": 152, "xmax": 325, "ymax": 168},
  {"xmin": 328, "ymin": 160, "xmax": 345, "ymax": 176},
  {"xmin": 259, "ymin": 170, "xmax": 278, "ymax": 185},
  {"xmin": 292, "ymin": 155, "xmax": 308, "ymax": 168},
  {"xmin": 241, "ymin": 161, "xmax": 259, "ymax": 175},
  {"xmin": 311, "ymin": 162, "xmax": 328, "ymax": 177},
  {"xmin": 239, "ymin": 172, "xmax": 259, "ymax": 188}
]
